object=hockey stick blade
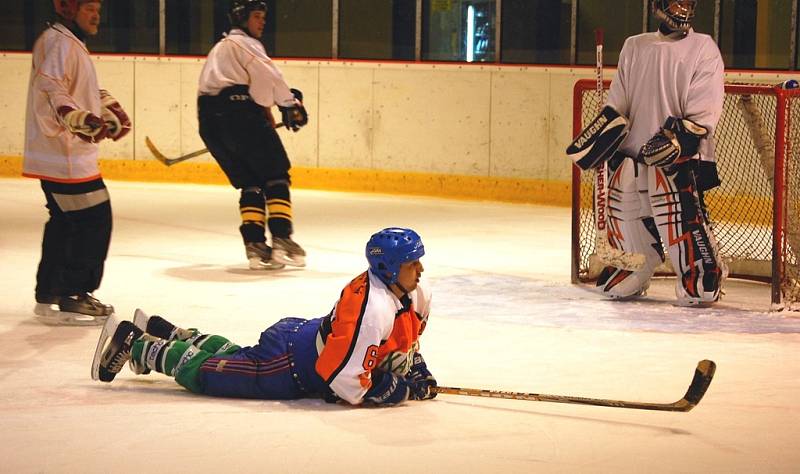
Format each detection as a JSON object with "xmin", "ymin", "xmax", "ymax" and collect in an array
[
  {"xmin": 433, "ymin": 359, "xmax": 716, "ymax": 412},
  {"xmin": 144, "ymin": 136, "xmax": 209, "ymax": 167},
  {"xmin": 145, "ymin": 122, "xmax": 286, "ymax": 167}
]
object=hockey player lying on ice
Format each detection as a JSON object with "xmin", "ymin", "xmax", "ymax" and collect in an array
[{"xmin": 91, "ymin": 228, "xmax": 437, "ymax": 407}]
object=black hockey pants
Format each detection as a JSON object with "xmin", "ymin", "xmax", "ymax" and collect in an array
[
  {"xmin": 197, "ymin": 86, "xmax": 291, "ymax": 189},
  {"xmin": 36, "ymin": 178, "xmax": 112, "ymax": 299}
]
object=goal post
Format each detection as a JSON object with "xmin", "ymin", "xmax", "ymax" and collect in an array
[{"xmin": 571, "ymin": 80, "xmax": 800, "ymax": 310}]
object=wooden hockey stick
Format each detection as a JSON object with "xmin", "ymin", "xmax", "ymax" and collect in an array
[
  {"xmin": 592, "ymin": 29, "xmax": 646, "ymax": 271},
  {"xmin": 433, "ymin": 359, "xmax": 716, "ymax": 412},
  {"xmin": 145, "ymin": 122, "xmax": 285, "ymax": 166}
]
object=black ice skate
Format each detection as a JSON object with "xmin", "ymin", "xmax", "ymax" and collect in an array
[
  {"xmin": 245, "ymin": 242, "xmax": 285, "ymax": 270},
  {"xmin": 271, "ymin": 237, "xmax": 306, "ymax": 267},
  {"xmin": 92, "ymin": 316, "xmax": 143, "ymax": 382},
  {"xmin": 35, "ymin": 293, "xmax": 114, "ymax": 326}
]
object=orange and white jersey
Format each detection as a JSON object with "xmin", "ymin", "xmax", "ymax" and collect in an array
[
  {"xmin": 198, "ymin": 29, "xmax": 295, "ymax": 108},
  {"xmin": 315, "ymin": 270, "xmax": 432, "ymax": 405},
  {"xmin": 24, "ymin": 23, "xmax": 102, "ymax": 182}
]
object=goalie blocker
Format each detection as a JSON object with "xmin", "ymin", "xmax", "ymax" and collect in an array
[{"xmin": 566, "ymin": 105, "xmax": 630, "ymax": 170}]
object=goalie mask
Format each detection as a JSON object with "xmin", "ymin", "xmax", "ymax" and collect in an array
[
  {"xmin": 228, "ymin": 0, "xmax": 267, "ymax": 29},
  {"xmin": 53, "ymin": 0, "xmax": 101, "ymax": 21},
  {"xmin": 652, "ymin": 0, "xmax": 697, "ymax": 32},
  {"xmin": 366, "ymin": 228, "xmax": 425, "ymax": 286}
]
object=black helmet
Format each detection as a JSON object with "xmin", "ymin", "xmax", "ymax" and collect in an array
[
  {"xmin": 228, "ymin": 0, "xmax": 267, "ymax": 29},
  {"xmin": 652, "ymin": 0, "xmax": 697, "ymax": 32}
]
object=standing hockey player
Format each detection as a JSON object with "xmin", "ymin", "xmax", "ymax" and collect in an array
[
  {"xmin": 197, "ymin": 0, "xmax": 308, "ymax": 270},
  {"xmin": 596, "ymin": 0, "xmax": 726, "ymax": 306},
  {"xmin": 25, "ymin": 0, "xmax": 131, "ymax": 325},
  {"xmin": 92, "ymin": 228, "xmax": 437, "ymax": 407}
]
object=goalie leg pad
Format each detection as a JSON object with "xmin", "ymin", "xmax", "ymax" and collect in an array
[
  {"xmin": 567, "ymin": 106, "xmax": 630, "ymax": 170},
  {"xmin": 648, "ymin": 165, "xmax": 725, "ymax": 306},
  {"xmin": 597, "ymin": 159, "xmax": 664, "ymax": 298}
]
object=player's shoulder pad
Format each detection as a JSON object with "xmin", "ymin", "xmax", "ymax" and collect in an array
[{"xmin": 566, "ymin": 105, "xmax": 629, "ymax": 170}]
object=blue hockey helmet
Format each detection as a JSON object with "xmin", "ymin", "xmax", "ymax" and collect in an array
[
  {"xmin": 365, "ymin": 227, "xmax": 425, "ymax": 286},
  {"xmin": 652, "ymin": 0, "xmax": 697, "ymax": 32}
]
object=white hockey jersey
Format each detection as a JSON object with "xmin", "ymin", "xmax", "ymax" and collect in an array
[
  {"xmin": 315, "ymin": 270, "xmax": 432, "ymax": 405},
  {"xmin": 606, "ymin": 29, "xmax": 725, "ymax": 162},
  {"xmin": 24, "ymin": 23, "xmax": 103, "ymax": 182},
  {"xmin": 198, "ymin": 29, "xmax": 295, "ymax": 108}
]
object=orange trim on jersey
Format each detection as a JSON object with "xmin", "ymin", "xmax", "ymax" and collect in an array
[
  {"xmin": 22, "ymin": 172, "xmax": 102, "ymax": 184},
  {"xmin": 315, "ymin": 272, "xmax": 370, "ymax": 383}
]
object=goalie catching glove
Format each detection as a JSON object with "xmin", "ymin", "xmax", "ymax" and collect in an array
[
  {"xmin": 278, "ymin": 88, "xmax": 308, "ymax": 132},
  {"xmin": 99, "ymin": 90, "xmax": 131, "ymax": 141},
  {"xmin": 637, "ymin": 116, "xmax": 708, "ymax": 172},
  {"xmin": 57, "ymin": 106, "xmax": 107, "ymax": 143},
  {"xmin": 566, "ymin": 105, "xmax": 629, "ymax": 170}
]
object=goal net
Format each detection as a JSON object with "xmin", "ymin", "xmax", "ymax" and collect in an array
[{"xmin": 571, "ymin": 80, "xmax": 800, "ymax": 310}]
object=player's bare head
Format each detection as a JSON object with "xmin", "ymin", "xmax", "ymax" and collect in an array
[
  {"xmin": 54, "ymin": 0, "xmax": 102, "ymax": 34},
  {"xmin": 229, "ymin": 0, "xmax": 267, "ymax": 38},
  {"xmin": 652, "ymin": 0, "xmax": 697, "ymax": 32}
]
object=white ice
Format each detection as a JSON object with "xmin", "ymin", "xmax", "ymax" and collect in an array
[{"xmin": 1, "ymin": 177, "xmax": 798, "ymax": 473}]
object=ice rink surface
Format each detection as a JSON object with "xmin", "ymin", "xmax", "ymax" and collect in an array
[{"xmin": 1, "ymin": 177, "xmax": 798, "ymax": 473}]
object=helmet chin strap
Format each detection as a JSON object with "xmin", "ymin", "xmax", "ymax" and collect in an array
[{"xmin": 393, "ymin": 282, "xmax": 410, "ymax": 295}]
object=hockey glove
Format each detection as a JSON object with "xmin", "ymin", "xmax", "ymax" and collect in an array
[
  {"xmin": 99, "ymin": 89, "xmax": 131, "ymax": 141},
  {"xmin": 278, "ymin": 88, "xmax": 308, "ymax": 132},
  {"xmin": 406, "ymin": 352, "xmax": 437, "ymax": 400},
  {"xmin": 57, "ymin": 106, "xmax": 108, "ymax": 143},
  {"xmin": 637, "ymin": 116, "xmax": 708, "ymax": 172},
  {"xmin": 364, "ymin": 371, "xmax": 410, "ymax": 406}
]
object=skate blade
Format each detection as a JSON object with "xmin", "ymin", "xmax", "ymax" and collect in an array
[
  {"xmin": 91, "ymin": 314, "xmax": 120, "ymax": 381},
  {"xmin": 270, "ymin": 250, "xmax": 306, "ymax": 268},
  {"xmin": 35, "ymin": 304, "xmax": 109, "ymax": 326},
  {"xmin": 132, "ymin": 308, "xmax": 149, "ymax": 331},
  {"xmin": 249, "ymin": 257, "xmax": 286, "ymax": 270}
]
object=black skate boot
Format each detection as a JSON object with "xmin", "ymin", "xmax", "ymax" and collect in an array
[
  {"xmin": 245, "ymin": 242, "xmax": 285, "ymax": 270},
  {"xmin": 36, "ymin": 293, "xmax": 113, "ymax": 326},
  {"xmin": 60, "ymin": 293, "xmax": 114, "ymax": 316},
  {"xmin": 132, "ymin": 308, "xmax": 194, "ymax": 340},
  {"xmin": 271, "ymin": 237, "xmax": 306, "ymax": 267},
  {"xmin": 92, "ymin": 316, "xmax": 143, "ymax": 382}
]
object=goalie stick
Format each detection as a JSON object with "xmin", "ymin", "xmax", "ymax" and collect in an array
[
  {"xmin": 591, "ymin": 29, "xmax": 646, "ymax": 272},
  {"xmin": 145, "ymin": 122, "xmax": 285, "ymax": 166},
  {"xmin": 433, "ymin": 359, "xmax": 715, "ymax": 412}
]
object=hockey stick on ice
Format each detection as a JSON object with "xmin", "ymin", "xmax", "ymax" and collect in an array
[
  {"xmin": 145, "ymin": 122, "xmax": 285, "ymax": 166},
  {"xmin": 433, "ymin": 359, "xmax": 715, "ymax": 412},
  {"xmin": 592, "ymin": 29, "xmax": 646, "ymax": 271}
]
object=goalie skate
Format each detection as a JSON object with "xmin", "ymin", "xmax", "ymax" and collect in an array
[{"xmin": 92, "ymin": 315, "xmax": 143, "ymax": 382}]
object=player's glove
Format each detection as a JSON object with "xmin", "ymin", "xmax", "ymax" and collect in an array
[
  {"xmin": 406, "ymin": 352, "xmax": 437, "ymax": 400},
  {"xmin": 99, "ymin": 89, "xmax": 131, "ymax": 141},
  {"xmin": 637, "ymin": 116, "xmax": 708, "ymax": 173},
  {"xmin": 278, "ymin": 88, "xmax": 308, "ymax": 132},
  {"xmin": 364, "ymin": 371, "xmax": 410, "ymax": 406},
  {"xmin": 56, "ymin": 106, "xmax": 108, "ymax": 143}
]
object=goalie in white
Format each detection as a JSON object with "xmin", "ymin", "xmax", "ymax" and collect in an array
[{"xmin": 597, "ymin": 0, "xmax": 727, "ymax": 306}]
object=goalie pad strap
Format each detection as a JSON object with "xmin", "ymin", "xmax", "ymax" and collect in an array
[{"xmin": 566, "ymin": 105, "xmax": 630, "ymax": 170}]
